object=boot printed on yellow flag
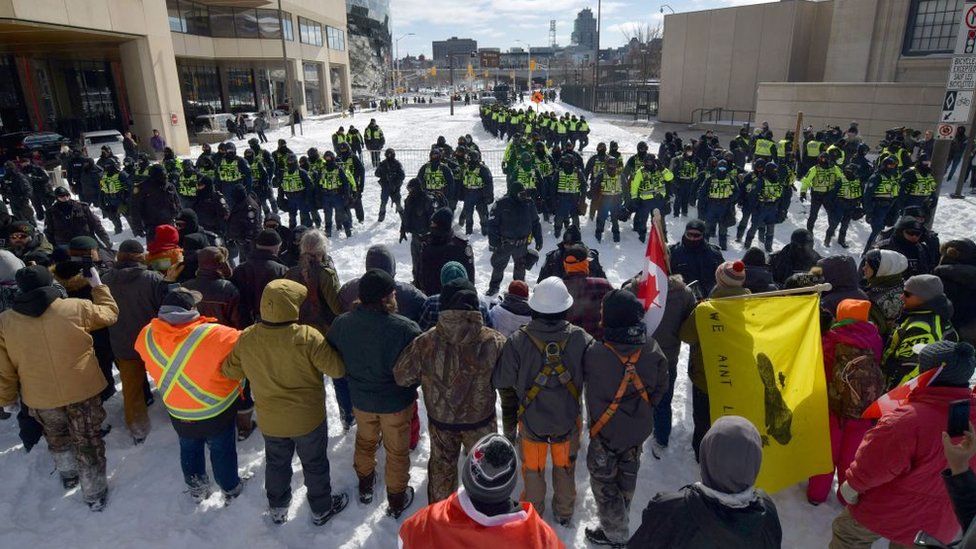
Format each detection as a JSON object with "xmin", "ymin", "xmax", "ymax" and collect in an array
[{"xmin": 696, "ymin": 294, "xmax": 832, "ymax": 493}]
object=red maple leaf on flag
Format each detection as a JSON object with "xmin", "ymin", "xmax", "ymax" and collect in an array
[{"xmin": 639, "ymin": 271, "xmax": 661, "ymax": 310}]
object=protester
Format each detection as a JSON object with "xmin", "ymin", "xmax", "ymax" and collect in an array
[
  {"xmin": 582, "ymin": 290, "xmax": 668, "ymax": 546},
  {"xmin": 327, "ymin": 269, "xmax": 421, "ymax": 518},
  {"xmin": 417, "ymin": 261, "xmax": 491, "ymax": 330},
  {"xmin": 741, "ymin": 247, "xmax": 777, "ymax": 294},
  {"xmin": 336, "ymin": 244, "xmax": 426, "ymax": 323},
  {"xmin": 222, "ymin": 279, "xmax": 348, "ymax": 525},
  {"xmin": 876, "ymin": 216, "xmax": 933, "ymax": 277},
  {"xmin": 394, "ymin": 278, "xmax": 507, "ymax": 504},
  {"xmin": 182, "ymin": 247, "xmax": 242, "ymax": 328},
  {"xmin": 882, "ymin": 274, "xmax": 958, "ymax": 389},
  {"xmin": 669, "ymin": 219, "xmax": 724, "ymax": 297},
  {"xmin": 860, "ymin": 249, "xmax": 908, "ymax": 338},
  {"xmin": 628, "ymin": 416, "xmax": 782, "ymax": 547},
  {"xmin": 935, "ymin": 238, "xmax": 976, "ymax": 346},
  {"xmin": 493, "ymin": 276, "xmax": 592, "ymax": 525},
  {"xmin": 561, "ymin": 244, "xmax": 614, "ymax": 340},
  {"xmin": 134, "ymin": 288, "xmax": 245, "ymax": 503},
  {"xmin": 398, "ymin": 434, "xmax": 564, "ymax": 548},
  {"xmin": 417, "ymin": 207, "xmax": 475, "ymax": 296},
  {"xmin": 831, "ymin": 341, "xmax": 976, "ymax": 548},
  {"xmin": 817, "ymin": 255, "xmax": 869, "ymax": 317},
  {"xmin": 0, "ymin": 265, "xmax": 118, "ymax": 510},
  {"xmin": 770, "ymin": 229, "xmax": 822, "ymax": 286}
]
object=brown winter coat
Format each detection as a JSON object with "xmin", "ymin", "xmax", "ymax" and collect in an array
[
  {"xmin": 0, "ymin": 285, "xmax": 118, "ymax": 408},
  {"xmin": 393, "ymin": 310, "xmax": 506, "ymax": 428},
  {"xmin": 221, "ymin": 279, "xmax": 345, "ymax": 438}
]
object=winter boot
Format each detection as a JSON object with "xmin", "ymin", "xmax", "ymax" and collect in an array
[
  {"xmin": 823, "ymin": 230, "xmax": 833, "ymax": 247},
  {"xmin": 838, "ymin": 229, "xmax": 849, "ymax": 248},
  {"xmin": 735, "ymin": 226, "xmax": 745, "ymax": 243},
  {"xmin": 87, "ymin": 492, "xmax": 107, "ymax": 512},
  {"xmin": 53, "ymin": 451, "xmax": 79, "ymax": 489},
  {"xmin": 269, "ymin": 507, "xmax": 289, "ymax": 524},
  {"xmin": 358, "ymin": 472, "xmax": 375, "ymax": 504},
  {"xmin": 719, "ymin": 233, "xmax": 728, "ymax": 251},
  {"xmin": 340, "ymin": 414, "xmax": 356, "ymax": 433},
  {"xmin": 638, "ymin": 231, "xmax": 646, "ymax": 243},
  {"xmin": 595, "ymin": 231, "xmax": 602, "ymax": 243},
  {"xmin": 386, "ymin": 486, "xmax": 415, "ymax": 519},
  {"xmin": 585, "ymin": 527, "xmax": 625, "ymax": 548},
  {"xmin": 312, "ymin": 493, "xmax": 349, "ymax": 526},
  {"xmin": 345, "ymin": 227, "xmax": 352, "ymax": 238},
  {"xmin": 485, "ymin": 286, "xmax": 499, "ymax": 297},
  {"xmin": 223, "ymin": 476, "xmax": 247, "ymax": 503},
  {"xmin": 651, "ymin": 440, "xmax": 667, "ymax": 460},
  {"xmin": 186, "ymin": 474, "xmax": 212, "ymax": 503},
  {"xmin": 61, "ymin": 474, "xmax": 80, "ymax": 490},
  {"xmin": 612, "ymin": 231, "xmax": 620, "ymax": 243},
  {"xmin": 378, "ymin": 210, "xmax": 385, "ymax": 223},
  {"xmin": 743, "ymin": 235, "xmax": 753, "ymax": 249},
  {"xmin": 764, "ymin": 233, "xmax": 774, "ymax": 254}
]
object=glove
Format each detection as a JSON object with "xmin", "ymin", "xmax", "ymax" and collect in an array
[
  {"xmin": 399, "ymin": 230, "xmax": 407, "ymax": 244},
  {"xmin": 535, "ymin": 240, "xmax": 543, "ymax": 251},
  {"xmin": 839, "ymin": 481, "xmax": 859, "ymax": 505},
  {"xmin": 800, "ymin": 191, "xmax": 807, "ymax": 203},
  {"xmin": 87, "ymin": 267, "xmax": 103, "ymax": 288}
]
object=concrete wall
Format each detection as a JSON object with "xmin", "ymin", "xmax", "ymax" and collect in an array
[
  {"xmin": 755, "ymin": 82, "xmax": 944, "ymax": 147},
  {"xmin": 659, "ymin": 0, "xmax": 831, "ymax": 124}
]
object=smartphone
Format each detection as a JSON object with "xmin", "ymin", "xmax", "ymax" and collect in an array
[
  {"xmin": 913, "ymin": 531, "xmax": 949, "ymax": 548},
  {"xmin": 947, "ymin": 399, "xmax": 971, "ymax": 438},
  {"xmin": 81, "ymin": 256, "xmax": 93, "ymax": 278}
]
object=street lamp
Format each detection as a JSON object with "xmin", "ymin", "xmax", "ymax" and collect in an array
[
  {"xmin": 660, "ymin": 4, "xmax": 675, "ymax": 14},
  {"xmin": 448, "ymin": 52, "xmax": 475, "ymax": 116},
  {"xmin": 395, "ymin": 32, "xmax": 415, "ymax": 97}
]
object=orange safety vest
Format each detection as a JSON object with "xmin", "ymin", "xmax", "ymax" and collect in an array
[{"xmin": 135, "ymin": 317, "xmax": 243, "ymax": 422}]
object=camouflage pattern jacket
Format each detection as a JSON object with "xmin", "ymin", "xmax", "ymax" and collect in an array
[{"xmin": 393, "ymin": 310, "xmax": 506, "ymax": 428}]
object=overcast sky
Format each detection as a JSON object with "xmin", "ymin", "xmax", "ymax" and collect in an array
[{"xmin": 390, "ymin": 0, "xmax": 778, "ymax": 57}]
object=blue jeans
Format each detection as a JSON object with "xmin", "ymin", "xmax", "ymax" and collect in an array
[
  {"xmin": 178, "ymin": 422, "xmax": 240, "ymax": 492},
  {"xmin": 333, "ymin": 377, "xmax": 353, "ymax": 425},
  {"xmin": 947, "ymin": 155, "xmax": 963, "ymax": 179},
  {"xmin": 652, "ymin": 363, "xmax": 677, "ymax": 447}
]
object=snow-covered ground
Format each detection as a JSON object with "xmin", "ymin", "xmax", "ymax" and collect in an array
[{"xmin": 1, "ymin": 102, "xmax": 974, "ymax": 548}]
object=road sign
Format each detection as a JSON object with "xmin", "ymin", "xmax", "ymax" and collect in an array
[
  {"xmin": 948, "ymin": 56, "xmax": 976, "ymax": 90},
  {"xmin": 957, "ymin": 1, "xmax": 976, "ymax": 54},
  {"xmin": 938, "ymin": 123, "xmax": 956, "ymax": 140},
  {"xmin": 943, "ymin": 89, "xmax": 974, "ymax": 122},
  {"xmin": 531, "ymin": 91, "xmax": 544, "ymax": 103}
]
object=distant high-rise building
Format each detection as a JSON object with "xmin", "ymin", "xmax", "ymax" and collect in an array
[
  {"xmin": 432, "ymin": 37, "xmax": 478, "ymax": 67},
  {"xmin": 571, "ymin": 8, "xmax": 597, "ymax": 50},
  {"xmin": 346, "ymin": 0, "xmax": 391, "ymax": 96}
]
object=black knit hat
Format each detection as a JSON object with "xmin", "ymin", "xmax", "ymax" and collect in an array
[
  {"xmin": 685, "ymin": 219, "xmax": 707, "ymax": 234},
  {"xmin": 460, "ymin": 434, "xmax": 518, "ymax": 504},
  {"xmin": 430, "ymin": 207, "xmax": 453, "ymax": 233},
  {"xmin": 255, "ymin": 229, "xmax": 282, "ymax": 248},
  {"xmin": 358, "ymin": 268, "xmax": 396, "ymax": 304},
  {"xmin": 118, "ymin": 239, "xmax": 145, "ymax": 255},
  {"xmin": 602, "ymin": 289, "xmax": 645, "ymax": 329},
  {"xmin": 441, "ymin": 278, "xmax": 479, "ymax": 312},
  {"xmin": 742, "ymin": 247, "xmax": 767, "ymax": 267},
  {"xmin": 161, "ymin": 287, "xmax": 202, "ymax": 310},
  {"xmin": 922, "ymin": 341, "xmax": 976, "ymax": 387},
  {"xmin": 15, "ymin": 265, "xmax": 53, "ymax": 292}
]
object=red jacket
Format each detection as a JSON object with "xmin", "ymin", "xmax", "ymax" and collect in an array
[
  {"xmin": 398, "ymin": 489, "xmax": 564, "ymax": 549},
  {"xmin": 845, "ymin": 385, "xmax": 976, "ymax": 545}
]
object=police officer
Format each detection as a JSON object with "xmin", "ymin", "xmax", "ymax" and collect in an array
[
  {"xmin": 736, "ymin": 158, "xmax": 766, "ymax": 243},
  {"xmin": 697, "ymin": 160, "xmax": 739, "ymax": 250},
  {"xmin": 824, "ymin": 163, "xmax": 863, "ymax": 249},
  {"xmin": 670, "ymin": 144, "xmax": 699, "ymax": 218},
  {"xmin": 364, "ymin": 119, "xmax": 385, "ymax": 167},
  {"xmin": 800, "ymin": 130, "xmax": 824, "ymax": 177},
  {"xmin": 21, "ymin": 161, "xmax": 53, "ymax": 222},
  {"xmin": 247, "ymin": 138, "xmax": 276, "ymax": 216},
  {"xmin": 175, "ymin": 159, "xmax": 199, "ymax": 208},
  {"xmin": 584, "ymin": 142, "xmax": 611, "ymax": 221},
  {"xmin": 744, "ymin": 162, "xmax": 791, "ymax": 252},
  {"xmin": 316, "ymin": 150, "xmax": 353, "ymax": 238},
  {"xmin": 98, "ymin": 158, "xmax": 129, "ymax": 234},
  {"xmin": 417, "ymin": 148, "xmax": 455, "ymax": 210},
  {"xmin": 752, "ymin": 130, "xmax": 778, "ymax": 164},
  {"xmin": 899, "ymin": 153, "xmax": 937, "ymax": 217},
  {"xmin": 485, "ymin": 180, "xmax": 543, "ymax": 297},
  {"xmin": 337, "ymin": 142, "xmax": 365, "ymax": 224},
  {"xmin": 1, "ymin": 161, "xmax": 36, "ymax": 225},
  {"xmin": 800, "ymin": 153, "xmax": 843, "ymax": 233},
  {"xmin": 459, "ymin": 150, "xmax": 493, "ymax": 236},
  {"xmin": 622, "ymin": 141, "xmax": 650, "ymax": 183},
  {"xmin": 44, "ymin": 186, "xmax": 113, "ymax": 249},
  {"xmin": 863, "ymin": 155, "xmax": 901, "ymax": 253},
  {"xmin": 278, "ymin": 153, "xmax": 312, "ymax": 229},
  {"xmin": 129, "ymin": 164, "xmax": 180, "ymax": 240},
  {"xmin": 593, "ymin": 157, "xmax": 625, "ymax": 243},
  {"xmin": 215, "ymin": 142, "xmax": 252, "ymax": 205},
  {"xmin": 730, "ymin": 127, "xmax": 751, "ymax": 170},
  {"xmin": 272, "ymin": 139, "xmax": 293, "ymax": 188},
  {"xmin": 508, "ymin": 151, "xmax": 547, "ymax": 223},
  {"xmin": 552, "ymin": 154, "xmax": 586, "ymax": 240},
  {"xmin": 375, "ymin": 148, "xmax": 404, "ymax": 222},
  {"xmin": 629, "ymin": 155, "xmax": 674, "ymax": 243}
]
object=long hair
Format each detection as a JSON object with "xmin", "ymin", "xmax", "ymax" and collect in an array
[{"xmin": 299, "ymin": 229, "xmax": 329, "ymax": 273}]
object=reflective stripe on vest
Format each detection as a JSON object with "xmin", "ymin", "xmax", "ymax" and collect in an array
[
  {"xmin": 177, "ymin": 174, "xmax": 197, "ymax": 197},
  {"xmin": 219, "ymin": 159, "xmax": 242, "ymax": 182},
  {"xmin": 873, "ymin": 174, "xmax": 899, "ymax": 198},
  {"xmin": 334, "ymin": 133, "xmax": 348, "ymax": 144},
  {"xmin": 557, "ymin": 171, "xmax": 579, "ymax": 193},
  {"xmin": 424, "ymin": 167, "xmax": 446, "ymax": 190},
  {"xmin": 838, "ymin": 176, "xmax": 863, "ymax": 200},
  {"xmin": 808, "ymin": 167, "xmax": 838, "ymax": 193},
  {"xmin": 806, "ymin": 141, "xmax": 823, "ymax": 158},
  {"xmin": 100, "ymin": 173, "xmax": 123, "ymax": 195},
  {"xmin": 758, "ymin": 178, "xmax": 783, "ymax": 202},
  {"xmin": 754, "ymin": 139, "xmax": 775, "ymax": 157},
  {"xmin": 249, "ymin": 159, "xmax": 263, "ymax": 181},
  {"xmin": 320, "ymin": 167, "xmax": 342, "ymax": 191},
  {"xmin": 907, "ymin": 171, "xmax": 936, "ymax": 196},
  {"xmin": 601, "ymin": 173, "xmax": 622, "ymax": 195},
  {"xmin": 463, "ymin": 168, "xmax": 484, "ymax": 190},
  {"xmin": 709, "ymin": 177, "xmax": 735, "ymax": 199},
  {"xmin": 637, "ymin": 169, "xmax": 666, "ymax": 199},
  {"xmin": 281, "ymin": 170, "xmax": 304, "ymax": 192},
  {"xmin": 144, "ymin": 324, "xmax": 239, "ymax": 421},
  {"xmin": 516, "ymin": 167, "xmax": 537, "ymax": 190},
  {"xmin": 678, "ymin": 160, "xmax": 698, "ymax": 180}
]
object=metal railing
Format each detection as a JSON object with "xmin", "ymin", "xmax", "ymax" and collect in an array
[
  {"xmin": 692, "ymin": 107, "xmax": 755, "ymax": 128},
  {"xmin": 560, "ymin": 85, "xmax": 660, "ymax": 118}
]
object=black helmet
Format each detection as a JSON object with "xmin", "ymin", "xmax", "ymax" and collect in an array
[
  {"xmin": 385, "ymin": 148, "xmax": 395, "ymax": 159},
  {"xmin": 637, "ymin": 141, "xmax": 649, "ymax": 153},
  {"xmin": 467, "ymin": 150, "xmax": 481, "ymax": 164},
  {"xmin": 248, "ymin": 137, "xmax": 259, "ymax": 147},
  {"xmin": 765, "ymin": 162, "xmax": 779, "ymax": 179}
]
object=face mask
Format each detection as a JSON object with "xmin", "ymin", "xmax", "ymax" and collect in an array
[{"xmin": 225, "ymin": 152, "xmax": 235, "ymax": 160}]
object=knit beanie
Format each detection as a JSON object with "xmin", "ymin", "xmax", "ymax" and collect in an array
[
  {"xmin": 69, "ymin": 236, "xmax": 99, "ymax": 256},
  {"xmin": 715, "ymin": 261, "xmax": 746, "ymax": 289},
  {"xmin": 835, "ymin": 299, "xmax": 871, "ymax": 323},
  {"xmin": 941, "ymin": 238, "xmax": 976, "ymax": 266},
  {"xmin": 507, "ymin": 280, "xmax": 529, "ymax": 299},
  {"xmin": 921, "ymin": 341, "xmax": 976, "ymax": 387},
  {"xmin": 440, "ymin": 261, "xmax": 468, "ymax": 286},
  {"xmin": 255, "ymin": 229, "xmax": 282, "ymax": 249},
  {"xmin": 15, "ymin": 265, "xmax": 54, "ymax": 292},
  {"xmin": 118, "ymin": 239, "xmax": 145, "ymax": 255},
  {"xmin": 460, "ymin": 434, "xmax": 519, "ymax": 504},
  {"xmin": 358, "ymin": 268, "xmax": 396, "ymax": 305},
  {"xmin": 602, "ymin": 289, "xmax": 645, "ymax": 329},
  {"xmin": 441, "ymin": 278, "xmax": 479, "ymax": 312},
  {"xmin": 197, "ymin": 246, "xmax": 232, "ymax": 278},
  {"xmin": 685, "ymin": 219, "xmax": 707, "ymax": 235},
  {"xmin": 741, "ymin": 247, "xmax": 767, "ymax": 267},
  {"xmin": 904, "ymin": 274, "xmax": 944, "ymax": 302},
  {"xmin": 0, "ymin": 250, "xmax": 25, "ymax": 284},
  {"xmin": 147, "ymin": 225, "xmax": 180, "ymax": 254},
  {"xmin": 430, "ymin": 207, "xmax": 454, "ymax": 233}
]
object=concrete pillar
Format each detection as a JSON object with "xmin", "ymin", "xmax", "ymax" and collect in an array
[{"xmin": 119, "ymin": 34, "xmax": 190, "ymax": 155}]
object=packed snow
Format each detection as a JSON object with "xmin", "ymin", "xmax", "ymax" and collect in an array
[{"xmin": 1, "ymin": 101, "xmax": 974, "ymax": 548}]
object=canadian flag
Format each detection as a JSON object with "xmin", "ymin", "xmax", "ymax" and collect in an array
[
  {"xmin": 861, "ymin": 366, "xmax": 943, "ymax": 420},
  {"xmin": 638, "ymin": 217, "xmax": 669, "ymax": 335}
]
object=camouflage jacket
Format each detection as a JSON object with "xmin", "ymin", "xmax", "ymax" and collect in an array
[{"xmin": 393, "ymin": 310, "xmax": 506, "ymax": 427}]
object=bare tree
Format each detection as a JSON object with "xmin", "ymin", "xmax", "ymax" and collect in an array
[{"xmin": 620, "ymin": 22, "xmax": 663, "ymax": 81}]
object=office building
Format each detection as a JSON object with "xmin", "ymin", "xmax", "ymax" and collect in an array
[
  {"xmin": 432, "ymin": 37, "xmax": 478, "ymax": 67},
  {"xmin": 571, "ymin": 8, "xmax": 597, "ymax": 51}
]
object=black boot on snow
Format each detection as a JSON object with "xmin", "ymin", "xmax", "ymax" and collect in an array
[
  {"xmin": 61, "ymin": 474, "xmax": 80, "ymax": 490},
  {"xmin": 312, "ymin": 493, "xmax": 349, "ymax": 526},
  {"xmin": 87, "ymin": 493, "xmax": 107, "ymax": 512},
  {"xmin": 386, "ymin": 486, "xmax": 415, "ymax": 519},
  {"xmin": 585, "ymin": 527, "xmax": 625, "ymax": 547},
  {"xmin": 612, "ymin": 232, "xmax": 620, "ymax": 243},
  {"xmin": 358, "ymin": 472, "xmax": 375, "ymax": 504}
]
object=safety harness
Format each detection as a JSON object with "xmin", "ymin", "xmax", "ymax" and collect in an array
[
  {"xmin": 588, "ymin": 344, "xmax": 649, "ymax": 439},
  {"xmin": 518, "ymin": 328, "xmax": 578, "ymax": 418}
]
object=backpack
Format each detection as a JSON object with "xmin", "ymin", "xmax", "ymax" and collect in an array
[{"xmin": 827, "ymin": 341, "xmax": 884, "ymax": 418}]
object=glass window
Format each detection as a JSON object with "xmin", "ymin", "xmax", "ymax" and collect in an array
[
  {"xmin": 303, "ymin": 62, "xmax": 323, "ymax": 115},
  {"xmin": 185, "ymin": 1, "xmax": 210, "ymax": 36},
  {"xmin": 282, "ymin": 12, "xmax": 293, "ymax": 41},
  {"xmin": 226, "ymin": 67, "xmax": 256, "ymax": 112},
  {"xmin": 209, "ymin": 7, "xmax": 236, "ymax": 37},
  {"xmin": 327, "ymin": 26, "xmax": 345, "ymax": 51},
  {"xmin": 235, "ymin": 8, "xmax": 258, "ymax": 39},
  {"xmin": 904, "ymin": 0, "xmax": 963, "ymax": 55},
  {"xmin": 177, "ymin": 60, "xmax": 223, "ymax": 119},
  {"xmin": 168, "ymin": 0, "xmax": 185, "ymax": 33},
  {"xmin": 257, "ymin": 9, "xmax": 280, "ymax": 39},
  {"xmin": 299, "ymin": 17, "xmax": 323, "ymax": 46}
]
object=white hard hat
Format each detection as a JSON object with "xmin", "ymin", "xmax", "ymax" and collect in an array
[{"xmin": 528, "ymin": 277, "xmax": 574, "ymax": 315}]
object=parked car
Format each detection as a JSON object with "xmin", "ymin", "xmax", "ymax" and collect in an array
[
  {"xmin": 242, "ymin": 110, "xmax": 290, "ymax": 131},
  {"xmin": 478, "ymin": 96, "xmax": 498, "ymax": 107},
  {"xmin": 193, "ymin": 113, "xmax": 235, "ymax": 134},
  {"xmin": 0, "ymin": 131, "xmax": 70, "ymax": 165},
  {"xmin": 80, "ymin": 130, "xmax": 125, "ymax": 159}
]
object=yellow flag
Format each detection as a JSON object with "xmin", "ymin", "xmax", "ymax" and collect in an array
[
  {"xmin": 430, "ymin": 66, "xmax": 437, "ymax": 77},
  {"xmin": 696, "ymin": 294, "xmax": 832, "ymax": 493}
]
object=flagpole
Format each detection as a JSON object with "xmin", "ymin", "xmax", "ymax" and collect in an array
[
  {"xmin": 651, "ymin": 209, "xmax": 670, "ymax": 273},
  {"xmin": 713, "ymin": 283, "xmax": 834, "ymax": 300}
]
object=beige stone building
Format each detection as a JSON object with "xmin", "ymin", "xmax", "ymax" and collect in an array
[
  {"xmin": 660, "ymin": 0, "xmax": 958, "ymax": 145},
  {"xmin": 0, "ymin": 0, "xmax": 353, "ymax": 154}
]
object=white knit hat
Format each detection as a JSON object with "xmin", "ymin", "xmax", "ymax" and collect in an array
[{"xmin": 528, "ymin": 276, "xmax": 574, "ymax": 314}]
